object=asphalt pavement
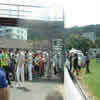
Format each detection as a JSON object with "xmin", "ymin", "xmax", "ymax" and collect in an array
[{"xmin": 10, "ymin": 80, "xmax": 64, "ymax": 100}]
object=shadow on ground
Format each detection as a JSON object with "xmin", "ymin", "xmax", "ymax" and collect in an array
[
  {"xmin": 25, "ymin": 78, "xmax": 64, "ymax": 84},
  {"xmin": 16, "ymin": 87, "xmax": 32, "ymax": 92}
]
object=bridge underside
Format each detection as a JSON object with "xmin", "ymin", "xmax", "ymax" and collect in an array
[
  {"xmin": 0, "ymin": 17, "xmax": 64, "ymax": 28},
  {"xmin": 0, "ymin": 37, "xmax": 49, "ymax": 49},
  {"xmin": 0, "ymin": 17, "xmax": 34, "ymax": 27},
  {"xmin": 0, "ymin": 17, "xmax": 19, "ymax": 26}
]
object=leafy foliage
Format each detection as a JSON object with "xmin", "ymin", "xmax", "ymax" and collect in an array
[
  {"xmin": 65, "ymin": 24, "xmax": 100, "ymax": 50},
  {"xmin": 66, "ymin": 34, "xmax": 96, "ymax": 51}
]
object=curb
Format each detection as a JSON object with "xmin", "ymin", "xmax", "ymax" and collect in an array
[{"xmin": 73, "ymin": 75, "xmax": 90, "ymax": 100}]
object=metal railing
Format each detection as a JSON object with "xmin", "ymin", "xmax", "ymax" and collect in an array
[{"xmin": 66, "ymin": 64, "xmax": 90, "ymax": 100}]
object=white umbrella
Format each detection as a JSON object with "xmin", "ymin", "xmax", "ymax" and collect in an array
[{"xmin": 69, "ymin": 48, "xmax": 77, "ymax": 53}]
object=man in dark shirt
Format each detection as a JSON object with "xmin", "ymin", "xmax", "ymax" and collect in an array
[
  {"xmin": 85, "ymin": 52, "xmax": 90, "ymax": 73},
  {"xmin": 69, "ymin": 53, "xmax": 73, "ymax": 72},
  {"xmin": 73, "ymin": 53, "xmax": 79, "ymax": 76}
]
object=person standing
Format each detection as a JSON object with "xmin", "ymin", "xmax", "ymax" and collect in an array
[
  {"xmin": 10, "ymin": 55, "xmax": 16, "ymax": 81},
  {"xmin": 43, "ymin": 53, "xmax": 48, "ymax": 76},
  {"xmin": 52, "ymin": 55, "xmax": 57, "ymax": 75},
  {"xmin": 1, "ymin": 49, "xmax": 12, "ymax": 87},
  {"xmin": 16, "ymin": 50, "xmax": 25, "ymax": 88},
  {"xmin": 24, "ymin": 50, "xmax": 28, "ymax": 80},
  {"xmin": 34, "ymin": 54, "xmax": 40, "ymax": 75},
  {"xmin": 69, "ymin": 53, "xmax": 73, "ymax": 72},
  {"xmin": 85, "ymin": 52, "xmax": 90, "ymax": 73},
  {"xmin": 14, "ymin": 50, "xmax": 19, "ymax": 81},
  {"xmin": 27, "ymin": 50, "xmax": 33, "ymax": 81},
  {"xmin": 0, "ymin": 49, "xmax": 2, "ymax": 68},
  {"xmin": 39, "ymin": 54, "xmax": 44, "ymax": 76},
  {"xmin": 0, "ymin": 69, "xmax": 9, "ymax": 100},
  {"xmin": 73, "ymin": 54, "xmax": 79, "ymax": 76}
]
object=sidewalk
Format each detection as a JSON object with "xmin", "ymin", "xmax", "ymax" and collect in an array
[{"xmin": 10, "ymin": 81, "xmax": 64, "ymax": 100}]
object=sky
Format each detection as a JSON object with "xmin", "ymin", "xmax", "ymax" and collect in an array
[{"xmin": 0, "ymin": 0, "xmax": 100, "ymax": 28}]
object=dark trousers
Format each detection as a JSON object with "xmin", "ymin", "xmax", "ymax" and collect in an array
[
  {"xmin": 53, "ymin": 67, "xmax": 57, "ymax": 75},
  {"xmin": 86, "ymin": 62, "xmax": 90, "ymax": 73},
  {"xmin": 78, "ymin": 65, "xmax": 81, "ymax": 72},
  {"xmin": 3, "ymin": 66, "xmax": 11, "ymax": 85},
  {"xmin": 11, "ymin": 64, "xmax": 15, "ymax": 80}
]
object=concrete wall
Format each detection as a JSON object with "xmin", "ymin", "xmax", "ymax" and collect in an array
[{"xmin": 64, "ymin": 66, "xmax": 83, "ymax": 100}]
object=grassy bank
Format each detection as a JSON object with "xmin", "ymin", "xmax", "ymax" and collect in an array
[{"xmin": 81, "ymin": 59, "xmax": 100, "ymax": 100}]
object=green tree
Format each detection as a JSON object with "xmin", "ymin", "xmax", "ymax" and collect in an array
[
  {"xmin": 95, "ymin": 37, "xmax": 100, "ymax": 48},
  {"xmin": 66, "ymin": 34, "xmax": 95, "ymax": 51}
]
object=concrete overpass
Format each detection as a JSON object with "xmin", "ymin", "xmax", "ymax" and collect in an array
[
  {"xmin": 0, "ymin": 3, "xmax": 64, "ymax": 27},
  {"xmin": 0, "ymin": 37, "xmax": 49, "ymax": 49}
]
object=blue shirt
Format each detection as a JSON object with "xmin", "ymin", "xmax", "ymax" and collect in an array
[{"xmin": 0, "ymin": 69, "xmax": 8, "ymax": 88}]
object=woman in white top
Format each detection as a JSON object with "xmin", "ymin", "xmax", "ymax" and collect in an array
[{"xmin": 16, "ymin": 50, "xmax": 25, "ymax": 88}]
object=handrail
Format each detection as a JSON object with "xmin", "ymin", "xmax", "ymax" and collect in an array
[
  {"xmin": 73, "ymin": 74, "xmax": 89, "ymax": 100},
  {"xmin": 64, "ymin": 66, "xmax": 83, "ymax": 100},
  {"xmin": 64, "ymin": 59, "xmax": 89, "ymax": 100}
]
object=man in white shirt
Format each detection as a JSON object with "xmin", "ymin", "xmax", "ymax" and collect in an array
[{"xmin": 16, "ymin": 50, "xmax": 25, "ymax": 88}]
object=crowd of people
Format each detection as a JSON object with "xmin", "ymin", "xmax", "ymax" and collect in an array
[
  {"xmin": 65, "ymin": 51, "xmax": 90, "ymax": 79},
  {"xmin": 0, "ymin": 48, "xmax": 64, "ymax": 100},
  {"xmin": 0, "ymin": 48, "xmax": 63, "ymax": 88}
]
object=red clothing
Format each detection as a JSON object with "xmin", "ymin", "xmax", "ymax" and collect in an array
[{"xmin": 39, "ymin": 56, "xmax": 44, "ymax": 73}]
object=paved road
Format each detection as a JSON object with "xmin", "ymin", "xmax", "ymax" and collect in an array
[{"xmin": 10, "ymin": 80, "xmax": 64, "ymax": 100}]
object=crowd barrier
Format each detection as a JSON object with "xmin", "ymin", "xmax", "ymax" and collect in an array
[{"xmin": 64, "ymin": 66, "xmax": 83, "ymax": 100}]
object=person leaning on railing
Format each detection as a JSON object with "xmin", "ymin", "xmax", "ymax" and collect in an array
[{"xmin": 0, "ymin": 69, "xmax": 9, "ymax": 100}]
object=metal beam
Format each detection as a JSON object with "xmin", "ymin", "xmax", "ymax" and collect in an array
[
  {"xmin": 0, "ymin": 8, "xmax": 32, "ymax": 13},
  {"xmin": 0, "ymin": 3, "xmax": 48, "ymax": 8}
]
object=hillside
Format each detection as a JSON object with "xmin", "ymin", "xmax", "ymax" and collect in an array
[{"xmin": 65, "ymin": 24, "xmax": 100, "ymax": 36}]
